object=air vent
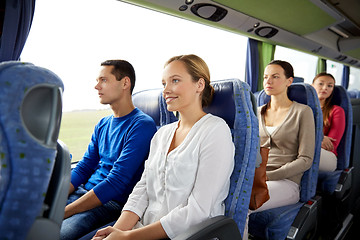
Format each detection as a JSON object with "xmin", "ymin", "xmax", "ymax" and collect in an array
[
  {"xmin": 312, "ymin": 46, "xmax": 323, "ymax": 53},
  {"xmin": 191, "ymin": 3, "xmax": 227, "ymax": 22},
  {"xmin": 349, "ymin": 60, "xmax": 358, "ymax": 65},
  {"xmin": 335, "ymin": 55, "xmax": 347, "ymax": 61}
]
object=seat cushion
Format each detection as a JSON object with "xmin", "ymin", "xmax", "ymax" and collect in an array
[
  {"xmin": 317, "ymin": 170, "xmax": 342, "ymax": 194},
  {"xmin": 249, "ymin": 202, "xmax": 303, "ymax": 240}
]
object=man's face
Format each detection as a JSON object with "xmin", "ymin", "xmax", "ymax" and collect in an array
[{"xmin": 94, "ymin": 65, "xmax": 124, "ymax": 105}]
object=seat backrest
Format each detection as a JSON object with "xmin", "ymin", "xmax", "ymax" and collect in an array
[
  {"xmin": 203, "ymin": 79, "xmax": 258, "ymax": 237},
  {"xmin": 293, "ymin": 76, "xmax": 304, "ymax": 83},
  {"xmin": 350, "ymin": 99, "xmax": 360, "ymax": 206},
  {"xmin": 0, "ymin": 61, "xmax": 64, "ymax": 239},
  {"xmin": 257, "ymin": 83, "xmax": 322, "ymax": 202},
  {"xmin": 348, "ymin": 89, "xmax": 360, "ymax": 99},
  {"xmin": 132, "ymin": 88, "xmax": 177, "ymax": 127},
  {"xmin": 331, "ymin": 86, "xmax": 353, "ymax": 170}
]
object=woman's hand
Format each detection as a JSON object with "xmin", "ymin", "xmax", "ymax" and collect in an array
[
  {"xmin": 91, "ymin": 226, "xmax": 130, "ymax": 240},
  {"xmin": 321, "ymin": 136, "xmax": 336, "ymax": 151}
]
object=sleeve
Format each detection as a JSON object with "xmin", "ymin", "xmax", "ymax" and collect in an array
[
  {"xmin": 327, "ymin": 106, "xmax": 346, "ymax": 153},
  {"xmin": 121, "ymin": 159, "xmax": 150, "ymax": 218},
  {"xmin": 92, "ymin": 118, "xmax": 157, "ymax": 204},
  {"xmin": 71, "ymin": 123, "xmax": 101, "ymax": 189},
  {"xmin": 267, "ymin": 106, "xmax": 315, "ymax": 180},
  {"xmin": 122, "ymin": 128, "xmax": 163, "ymax": 218},
  {"xmin": 160, "ymin": 121, "xmax": 235, "ymax": 239}
]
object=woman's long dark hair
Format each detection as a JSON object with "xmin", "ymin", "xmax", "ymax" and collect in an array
[{"xmin": 312, "ymin": 72, "xmax": 335, "ymax": 129}]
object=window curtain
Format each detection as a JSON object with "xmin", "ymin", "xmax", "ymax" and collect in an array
[
  {"xmin": 245, "ymin": 38, "xmax": 275, "ymax": 92},
  {"xmin": 316, "ymin": 58, "xmax": 327, "ymax": 74},
  {"xmin": 341, "ymin": 65, "xmax": 350, "ymax": 89},
  {"xmin": 257, "ymin": 42, "xmax": 275, "ymax": 91},
  {"xmin": 0, "ymin": 0, "xmax": 35, "ymax": 62},
  {"xmin": 245, "ymin": 38, "xmax": 259, "ymax": 93}
]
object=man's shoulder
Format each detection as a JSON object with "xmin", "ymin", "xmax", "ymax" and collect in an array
[
  {"xmin": 132, "ymin": 108, "xmax": 154, "ymax": 122},
  {"xmin": 131, "ymin": 108, "xmax": 157, "ymax": 130},
  {"xmin": 97, "ymin": 114, "xmax": 113, "ymax": 126}
]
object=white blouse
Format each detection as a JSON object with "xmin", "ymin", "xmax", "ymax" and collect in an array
[{"xmin": 123, "ymin": 114, "xmax": 235, "ymax": 239}]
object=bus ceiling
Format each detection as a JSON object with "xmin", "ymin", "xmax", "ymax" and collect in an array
[{"xmin": 119, "ymin": 0, "xmax": 360, "ymax": 68}]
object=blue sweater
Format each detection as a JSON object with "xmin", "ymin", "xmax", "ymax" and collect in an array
[{"xmin": 71, "ymin": 108, "xmax": 157, "ymax": 204}]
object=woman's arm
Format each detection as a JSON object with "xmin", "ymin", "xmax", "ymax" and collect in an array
[
  {"xmin": 92, "ymin": 219, "xmax": 167, "ymax": 240},
  {"xmin": 113, "ymin": 210, "xmax": 140, "ymax": 231},
  {"xmin": 321, "ymin": 136, "xmax": 335, "ymax": 151},
  {"xmin": 326, "ymin": 106, "xmax": 346, "ymax": 152}
]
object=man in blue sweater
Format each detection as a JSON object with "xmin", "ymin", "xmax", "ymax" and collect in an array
[{"xmin": 60, "ymin": 60, "xmax": 157, "ymax": 240}]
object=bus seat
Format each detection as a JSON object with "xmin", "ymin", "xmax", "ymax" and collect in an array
[
  {"xmin": 348, "ymin": 89, "xmax": 360, "ymax": 99},
  {"xmin": 348, "ymin": 98, "xmax": 360, "ymax": 237},
  {"xmin": 0, "ymin": 61, "xmax": 69, "ymax": 240},
  {"xmin": 316, "ymin": 85, "xmax": 353, "ymax": 239},
  {"xmin": 317, "ymin": 85, "xmax": 353, "ymax": 195},
  {"xmin": 292, "ymin": 76, "xmax": 304, "ymax": 83},
  {"xmin": 173, "ymin": 79, "xmax": 258, "ymax": 239},
  {"xmin": 249, "ymin": 83, "xmax": 322, "ymax": 240},
  {"xmin": 132, "ymin": 88, "xmax": 178, "ymax": 128}
]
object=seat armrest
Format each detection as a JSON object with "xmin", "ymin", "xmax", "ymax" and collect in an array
[
  {"xmin": 335, "ymin": 167, "xmax": 353, "ymax": 199},
  {"xmin": 173, "ymin": 216, "xmax": 242, "ymax": 240},
  {"xmin": 287, "ymin": 196, "xmax": 321, "ymax": 240}
]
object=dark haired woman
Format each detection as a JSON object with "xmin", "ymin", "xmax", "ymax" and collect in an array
[
  {"xmin": 255, "ymin": 60, "xmax": 315, "ymax": 211},
  {"xmin": 312, "ymin": 73, "xmax": 345, "ymax": 172}
]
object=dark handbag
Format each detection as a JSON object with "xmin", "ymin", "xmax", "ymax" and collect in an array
[{"xmin": 249, "ymin": 147, "xmax": 270, "ymax": 210}]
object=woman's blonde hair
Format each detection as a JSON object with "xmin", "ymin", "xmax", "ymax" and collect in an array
[{"xmin": 165, "ymin": 54, "xmax": 214, "ymax": 107}]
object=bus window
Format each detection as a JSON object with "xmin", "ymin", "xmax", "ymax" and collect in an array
[
  {"xmin": 20, "ymin": 0, "xmax": 247, "ymax": 113},
  {"xmin": 348, "ymin": 67, "xmax": 360, "ymax": 90},
  {"xmin": 20, "ymin": 0, "xmax": 248, "ymax": 161},
  {"xmin": 327, "ymin": 60, "xmax": 343, "ymax": 85},
  {"xmin": 274, "ymin": 46, "xmax": 317, "ymax": 83}
]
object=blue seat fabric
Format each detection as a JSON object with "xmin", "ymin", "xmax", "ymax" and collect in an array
[
  {"xmin": 292, "ymin": 76, "xmax": 304, "ymax": 83},
  {"xmin": 132, "ymin": 88, "xmax": 177, "ymax": 128},
  {"xmin": 249, "ymin": 83, "xmax": 322, "ymax": 240},
  {"xmin": 317, "ymin": 86, "xmax": 353, "ymax": 194},
  {"xmin": 0, "ymin": 61, "xmax": 64, "ymax": 240},
  {"xmin": 203, "ymin": 79, "xmax": 258, "ymax": 237},
  {"xmin": 348, "ymin": 89, "xmax": 360, "ymax": 99}
]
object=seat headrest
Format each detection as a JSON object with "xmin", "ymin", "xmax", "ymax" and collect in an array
[
  {"xmin": 292, "ymin": 76, "xmax": 304, "ymax": 83},
  {"xmin": 0, "ymin": 61, "xmax": 64, "ymax": 147},
  {"xmin": 332, "ymin": 86, "xmax": 350, "ymax": 107},
  {"xmin": 204, "ymin": 80, "xmax": 236, "ymax": 128},
  {"xmin": 132, "ymin": 89, "xmax": 162, "ymax": 126},
  {"xmin": 347, "ymin": 89, "xmax": 360, "ymax": 99},
  {"xmin": 258, "ymin": 83, "xmax": 311, "ymax": 106}
]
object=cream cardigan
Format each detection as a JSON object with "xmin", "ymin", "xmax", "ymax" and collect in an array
[{"xmin": 258, "ymin": 101, "xmax": 315, "ymax": 185}]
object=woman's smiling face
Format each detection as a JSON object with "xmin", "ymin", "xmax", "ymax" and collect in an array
[{"xmin": 162, "ymin": 60, "xmax": 202, "ymax": 113}]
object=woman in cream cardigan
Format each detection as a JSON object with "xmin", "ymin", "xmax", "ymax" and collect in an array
[{"xmin": 255, "ymin": 60, "xmax": 315, "ymax": 211}]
